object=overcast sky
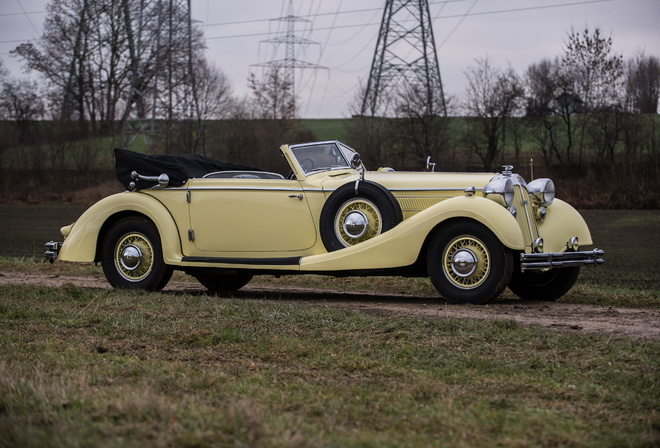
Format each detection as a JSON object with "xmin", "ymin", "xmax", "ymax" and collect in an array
[{"xmin": 1, "ymin": 0, "xmax": 658, "ymax": 118}]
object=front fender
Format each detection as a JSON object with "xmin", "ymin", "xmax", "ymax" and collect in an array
[
  {"xmin": 538, "ymin": 198, "xmax": 593, "ymax": 252},
  {"xmin": 301, "ymin": 195, "xmax": 524, "ymax": 272},
  {"xmin": 57, "ymin": 191, "xmax": 184, "ymax": 265}
]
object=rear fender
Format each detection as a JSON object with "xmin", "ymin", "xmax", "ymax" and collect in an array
[{"xmin": 57, "ymin": 192, "xmax": 184, "ymax": 265}]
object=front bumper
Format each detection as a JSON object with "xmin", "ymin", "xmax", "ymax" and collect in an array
[
  {"xmin": 45, "ymin": 241, "xmax": 62, "ymax": 263},
  {"xmin": 520, "ymin": 249, "xmax": 604, "ymax": 272}
]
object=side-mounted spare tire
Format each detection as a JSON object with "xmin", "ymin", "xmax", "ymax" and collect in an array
[{"xmin": 319, "ymin": 180, "xmax": 403, "ymax": 252}]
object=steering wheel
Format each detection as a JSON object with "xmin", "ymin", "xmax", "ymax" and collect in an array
[{"xmin": 299, "ymin": 157, "xmax": 315, "ymax": 173}]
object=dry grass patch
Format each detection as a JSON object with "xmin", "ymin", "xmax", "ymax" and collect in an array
[{"xmin": 1, "ymin": 284, "xmax": 658, "ymax": 447}]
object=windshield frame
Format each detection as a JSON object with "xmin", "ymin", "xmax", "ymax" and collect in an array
[{"xmin": 289, "ymin": 141, "xmax": 358, "ymax": 176}]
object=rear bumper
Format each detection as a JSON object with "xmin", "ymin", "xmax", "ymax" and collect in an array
[
  {"xmin": 45, "ymin": 241, "xmax": 62, "ymax": 263},
  {"xmin": 520, "ymin": 249, "xmax": 604, "ymax": 272}
]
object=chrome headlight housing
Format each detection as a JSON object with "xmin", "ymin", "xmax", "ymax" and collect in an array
[
  {"xmin": 527, "ymin": 178, "xmax": 555, "ymax": 206},
  {"xmin": 484, "ymin": 176, "xmax": 514, "ymax": 207}
]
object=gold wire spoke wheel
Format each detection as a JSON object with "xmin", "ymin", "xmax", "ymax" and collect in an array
[
  {"xmin": 113, "ymin": 232, "xmax": 155, "ymax": 282},
  {"xmin": 334, "ymin": 198, "xmax": 382, "ymax": 247},
  {"xmin": 319, "ymin": 181, "xmax": 402, "ymax": 252},
  {"xmin": 442, "ymin": 235, "xmax": 491, "ymax": 290}
]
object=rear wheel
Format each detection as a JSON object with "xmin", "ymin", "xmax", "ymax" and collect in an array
[
  {"xmin": 508, "ymin": 266, "xmax": 580, "ymax": 301},
  {"xmin": 427, "ymin": 221, "xmax": 512, "ymax": 304},
  {"xmin": 102, "ymin": 217, "xmax": 172, "ymax": 291}
]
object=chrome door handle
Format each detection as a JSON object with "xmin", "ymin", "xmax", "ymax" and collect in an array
[{"xmin": 288, "ymin": 194, "xmax": 303, "ymax": 201}]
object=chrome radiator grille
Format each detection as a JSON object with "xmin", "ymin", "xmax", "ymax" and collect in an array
[{"xmin": 513, "ymin": 185, "xmax": 539, "ymax": 251}]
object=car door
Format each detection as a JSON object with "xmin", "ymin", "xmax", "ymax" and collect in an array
[{"xmin": 186, "ymin": 177, "xmax": 317, "ymax": 254}]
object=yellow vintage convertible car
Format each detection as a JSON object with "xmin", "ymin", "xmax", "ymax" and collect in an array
[{"xmin": 46, "ymin": 140, "xmax": 603, "ymax": 304}]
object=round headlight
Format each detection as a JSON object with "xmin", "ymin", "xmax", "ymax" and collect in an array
[
  {"xmin": 503, "ymin": 178, "xmax": 514, "ymax": 206},
  {"xmin": 527, "ymin": 178, "xmax": 555, "ymax": 206},
  {"xmin": 485, "ymin": 177, "xmax": 514, "ymax": 207}
]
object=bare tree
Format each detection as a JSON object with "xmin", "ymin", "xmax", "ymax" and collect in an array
[
  {"xmin": 562, "ymin": 26, "xmax": 624, "ymax": 110},
  {"xmin": 12, "ymin": 0, "xmax": 206, "ymax": 148},
  {"xmin": 626, "ymin": 52, "xmax": 660, "ymax": 114},
  {"xmin": 390, "ymin": 83, "xmax": 452, "ymax": 169},
  {"xmin": 247, "ymin": 67, "xmax": 297, "ymax": 120},
  {"xmin": 562, "ymin": 26, "xmax": 624, "ymax": 163},
  {"xmin": 463, "ymin": 57, "xmax": 525, "ymax": 171},
  {"xmin": 195, "ymin": 61, "xmax": 234, "ymax": 121},
  {"xmin": 0, "ymin": 79, "xmax": 46, "ymax": 145},
  {"xmin": 524, "ymin": 58, "xmax": 582, "ymax": 166}
]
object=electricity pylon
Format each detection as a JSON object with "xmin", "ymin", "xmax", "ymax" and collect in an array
[
  {"xmin": 360, "ymin": 0, "xmax": 446, "ymax": 117},
  {"xmin": 252, "ymin": 0, "xmax": 327, "ymax": 109},
  {"xmin": 121, "ymin": 0, "xmax": 203, "ymax": 154}
]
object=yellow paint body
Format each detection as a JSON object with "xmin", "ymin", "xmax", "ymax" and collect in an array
[{"xmin": 57, "ymin": 143, "xmax": 593, "ymax": 276}]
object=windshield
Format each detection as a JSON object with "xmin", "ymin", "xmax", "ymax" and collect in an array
[{"xmin": 291, "ymin": 141, "xmax": 354, "ymax": 175}]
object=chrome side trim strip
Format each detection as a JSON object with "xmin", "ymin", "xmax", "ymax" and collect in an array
[
  {"xmin": 186, "ymin": 186, "xmax": 306, "ymax": 192},
  {"xmin": 388, "ymin": 188, "xmax": 484, "ymax": 193}
]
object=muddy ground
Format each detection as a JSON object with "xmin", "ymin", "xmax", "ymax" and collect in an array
[{"xmin": 2, "ymin": 270, "xmax": 658, "ymax": 341}]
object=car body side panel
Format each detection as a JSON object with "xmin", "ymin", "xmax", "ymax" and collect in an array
[
  {"xmin": 57, "ymin": 191, "xmax": 185, "ymax": 265},
  {"xmin": 300, "ymin": 195, "xmax": 525, "ymax": 272},
  {"xmin": 186, "ymin": 178, "xmax": 319, "ymax": 254}
]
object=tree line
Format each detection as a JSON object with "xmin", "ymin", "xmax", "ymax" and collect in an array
[
  {"xmin": 0, "ymin": 0, "xmax": 658, "ymax": 207},
  {"xmin": 350, "ymin": 26, "xmax": 658, "ymax": 169}
]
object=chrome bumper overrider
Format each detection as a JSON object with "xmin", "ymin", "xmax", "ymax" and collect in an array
[
  {"xmin": 45, "ymin": 241, "xmax": 62, "ymax": 263},
  {"xmin": 520, "ymin": 249, "xmax": 605, "ymax": 272}
]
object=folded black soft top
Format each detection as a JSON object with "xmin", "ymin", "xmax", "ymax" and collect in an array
[{"xmin": 114, "ymin": 148, "xmax": 260, "ymax": 191}]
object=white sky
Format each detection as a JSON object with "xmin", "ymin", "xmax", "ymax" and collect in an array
[{"xmin": 1, "ymin": 0, "xmax": 659, "ymax": 118}]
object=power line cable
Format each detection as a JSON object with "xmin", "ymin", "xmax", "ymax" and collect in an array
[
  {"xmin": 0, "ymin": 10, "xmax": 46, "ymax": 16},
  {"xmin": 203, "ymin": 0, "xmax": 614, "ymax": 40},
  {"xmin": 14, "ymin": 0, "xmax": 40, "ymax": 36}
]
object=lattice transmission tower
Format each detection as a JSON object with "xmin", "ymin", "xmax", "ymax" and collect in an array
[
  {"xmin": 252, "ymin": 0, "xmax": 327, "ymax": 110},
  {"xmin": 121, "ymin": 0, "xmax": 203, "ymax": 154},
  {"xmin": 360, "ymin": 0, "xmax": 446, "ymax": 117}
]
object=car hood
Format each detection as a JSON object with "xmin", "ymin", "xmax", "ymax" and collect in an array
[{"xmin": 319, "ymin": 170, "xmax": 499, "ymax": 192}]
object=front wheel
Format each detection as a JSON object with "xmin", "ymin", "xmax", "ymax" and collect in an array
[
  {"xmin": 101, "ymin": 217, "xmax": 172, "ymax": 291},
  {"xmin": 427, "ymin": 221, "xmax": 513, "ymax": 305},
  {"xmin": 508, "ymin": 266, "xmax": 580, "ymax": 301}
]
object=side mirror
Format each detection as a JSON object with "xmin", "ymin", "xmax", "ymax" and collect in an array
[
  {"xmin": 351, "ymin": 153, "xmax": 366, "ymax": 181},
  {"xmin": 350, "ymin": 153, "xmax": 362, "ymax": 170}
]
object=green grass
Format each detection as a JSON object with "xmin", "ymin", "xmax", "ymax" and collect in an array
[
  {"xmin": 1, "ymin": 284, "xmax": 658, "ymax": 447},
  {"xmin": 298, "ymin": 118, "xmax": 349, "ymax": 141}
]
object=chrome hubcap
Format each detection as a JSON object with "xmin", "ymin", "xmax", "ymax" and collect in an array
[
  {"xmin": 114, "ymin": 233, "xmax": 154, "ymax": 282},
  {"xmin": 343, "ymin": 210, "xmax": 368, "ymax": 239},
  {"xmin": 335, "ymin": 198, "xmax": 382, "ymax": 247},
  {"xmin": 442, "ymin": 236, "xmax": 490, "ymax": 290},
  {"xmin": 450, "ymin": 249, "xmax": 478, "ymax": 277},
  {"xmin": 120, "ymin": 244, "xmax": 143, "ymax": 271}
]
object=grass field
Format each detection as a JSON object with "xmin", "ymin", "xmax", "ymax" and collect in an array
[
  {"xmin": 1, "ymin": 283, "xmax": 658, "ymax": 447},
  {"xmin": 0, "ymin": 206, "xmax": 658, "ymax": 447}
]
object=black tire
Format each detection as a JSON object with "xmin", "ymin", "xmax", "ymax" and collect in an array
[
  {"xmin": 319, "ymin": 180, "xmax": 403, "ymax": 252},
  {"xmin": 195, "ymin": 272, "xmax": 253, "ymax": 293},
  {"xmin": 508, "ymin": 266, "xmax": 580, "ymax": 301},
  {"xmin": 101, "ymin": 217, "xmax": 173, "ymax": 291},
  {"xmin": 427, "ymin": 220, "xmax": 513, "ymax": 305}
]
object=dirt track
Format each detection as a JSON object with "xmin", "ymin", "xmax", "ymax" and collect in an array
[{"xmin": 1, "ymin": 270, "xmax": 658, "ymax": 341}]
